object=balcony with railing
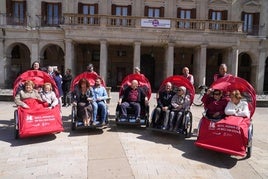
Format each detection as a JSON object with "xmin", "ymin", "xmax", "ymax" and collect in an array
[{"xmin": 0, "ymin": 13, "xmax": 249, "ymax": 35}]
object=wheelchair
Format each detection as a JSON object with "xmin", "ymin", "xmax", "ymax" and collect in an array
[
  {"xmin": 195, "ymin": 76, "xmax": 256, "ymax": 158},
  {"xmin": 70, "ymin": 72, "xmax": 109, "ymax": 130},
  {"xmin": 149, "ymin": 75, "xmax": 195, "ymax": 138},
  {"xmin": 13, "ymin": 70, "xmax": 63, "ymax": 139},
  {"xmin": 115, "ymin": 74, "xmax": 151, "ymax": 127}
]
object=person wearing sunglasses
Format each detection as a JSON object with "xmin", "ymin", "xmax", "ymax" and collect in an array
[{"xmin": 201, "ymin": 88, "xmax": 229, "ymax": 119}]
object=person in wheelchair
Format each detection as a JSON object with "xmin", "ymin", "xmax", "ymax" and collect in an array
[
  {"xmin": 14, "ymin": 80, "xmax": 43, "ymax": 109},
  {"xmin": 72, "ymin": 78, "xmax": 94, "ymax": 126},
  {"xmin": 168, "ymin": 86, "xmax": 190, "ymax": 132},
  {"xmin": 201, "ymin": 88, "xmax": 229, "ymax": 119},
  {"xmin": 40, "ymin": 82, "xmax": 59, "ymax": 109},
  {"xmin": 225, "ymin": 90, "xmax": 250, "ymax": 118},
  {"xmin": 92, "ymin": 77, "xmax": 108, "ymax": 125},
  {"xmin": 118, "ymin": 79, "xmax": 148, "ymax": 121},
  {"xmin": 152, "ymin": 82, "xmax": 175, "ymax": 128}
]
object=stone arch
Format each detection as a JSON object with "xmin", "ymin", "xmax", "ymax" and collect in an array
[
  {"xmin": 238, "ymin": 52, "xmax": 252, "ymax": 83},
  {"xmin": 5, "ymin": 42, "xmax": 31, "ymax": 88},
  {"xmin": 40, "ymin": 43, "xmax": 65, "ymax": 73}
]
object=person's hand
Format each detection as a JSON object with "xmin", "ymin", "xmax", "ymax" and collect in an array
[
  {"xmin": 87, "ymin": 98, "xmax": 93, "ymax": 102},
  {"xmin": 72, "ymin": 102, "xmax": 77, "ymax": 106},
  {"xmin": 162, "ymin": 106, "xmax": 168, "ymax": 111},
  {"xmin": 22, "ymin": 104, "xmax": 30, "ymax": 109},
  {"xmin": 207, "ymin": 88, "xmax": 213, "ymax": 95}
]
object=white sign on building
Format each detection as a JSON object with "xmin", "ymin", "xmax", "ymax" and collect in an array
[{"xmin": 141, "ymin": 19, "xmax": 171, "ymax": 28}]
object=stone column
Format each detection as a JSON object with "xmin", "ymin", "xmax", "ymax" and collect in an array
[
  {"xmin": 31, "ymin": 41, "xmax": 39, "ymax": 65},
  {"xmin": 100, "ymin": 39, "xmax": 108, "ymax": 82},
  {"xmin": 164, "ymin": 43, "xmax": 174, "ymax": 77},
  {"xmin": 0, "ymin": 39, "xmax": 5, "ymax": 87},
  {"xmin": 65, "ymin": 39, "xmax": 75, "ymax": 75},
  {"xmin": 229, "ymin": 46, "xmax": 239, "ymax": 76},
  {"xmin": 197, "ymin": 44, "xmax": 207, "ymax": 85},
  {"xmin": 133, "ymin": 41, "xmax": 141, "ymax": 69},
  {"xmin": 256, "ymin": 48, "xmax": 266, "ymax": 94}
]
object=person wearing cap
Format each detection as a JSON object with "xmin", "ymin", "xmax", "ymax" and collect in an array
[
  {"xmin": 152, "ymin": 82, "xmax": 175, "ymax": 128},
  {"xmin": 167, "ymin": 86, "xmax": 191, "ymax": 132},
  {"xmin": 201, "ymin": 88, "xmax": 229, "ymax": 119}
]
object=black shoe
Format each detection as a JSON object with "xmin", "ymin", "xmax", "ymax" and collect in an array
[
  {"xmin": 62, "ymin": 104, "xmax": 66, "ymax": 107},
  {"xmin": 136, "ymin": 117, "xmax": 140, "ymax": 123}
]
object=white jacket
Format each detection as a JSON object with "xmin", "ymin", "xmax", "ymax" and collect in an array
[{"xmin": 224, "ymin": 100, "xmax": 250, "ymax": 118}]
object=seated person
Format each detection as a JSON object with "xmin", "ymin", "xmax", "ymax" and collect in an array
[
  {"xmin": 168, "ymin": 86, "xmax": 191, "ymax": 132},
  {"xmin": 152, "ymin": 82, "xmax": 175, "ymax": 128},
  {"xmin": 225, "ymin": 90, "xmax": 250, "ymax": 118},
  {"xmin": 92, "ymin": 77, "xmax": 108, "ymax": 125},
  {"xmin": 40, "ymin": 82, "xmax": 59, "ymax": 109},
  {"xmin": 72, "ymin": 78, "xmax": 94, "ymax": 126},
  {"xmin": 14, "ymin": 80, "xmax": 43, "ymax": 109},
  {"xmin": 118, "ymin": 79, "xmax": 148, "ymax": 121},
  {"xmin": 201, "ymin": 88, "xmax": 229, "ymax": 119}
]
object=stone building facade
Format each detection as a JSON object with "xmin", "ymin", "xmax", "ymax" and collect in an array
[{"xmin": 0, "ymin": 0, "xmax": 267, "ymax": 93}]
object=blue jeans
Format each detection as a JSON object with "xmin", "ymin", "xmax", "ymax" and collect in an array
[
  {"xmin": 92, "ymin": 101, "xmax": 107, "ymax": 123},
  {"xmin": 120, "ymin": 101, "xmax": 141, "ymax": 119}
]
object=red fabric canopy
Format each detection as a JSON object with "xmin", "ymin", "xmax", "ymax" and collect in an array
[
  {"xmin": 119, "ymin": 74, "xmax": 152, "ymax": 99},
  {"xmin": 158, "ymin": 75, "xmax": 195, "ymax": 104},
  {"xmin": 210, "ymin": 75, "xmax": 256, "ymax": 117},
  {"xmin": 70, "ymin": 72, "xmax": 105, "ymax": 91},
  {"xmin": 13, "ymin": 70, "xmax": 59, "ymax": 97}
]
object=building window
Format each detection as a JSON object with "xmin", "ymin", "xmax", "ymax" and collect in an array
[
  {"xmin": 177, "ymin": 8, "xmax": 196, "ymax": 28},
  {"xmin": 208, "ymin": 9, "xmax": 228, "ymax": 30},
  {"xmin": 78, "ymin": 3, "xmax": 98, "ymax": 24},
  {"xmin": 111, "ymin": 4, "xmax": 132, "ymax": 26},
  {"xmin": 242, "ymin": 12, "xmax": 260, "ymax": 36},
  {"xmin": 144, "ymin": 6, "xmax": 164, "ymax": 18},
  {"xmin": 41, "ymin": 2, "xmax": 62, "ymax": 26},
  {"xmin": 6, "ymin": 0, "xmax": 26, "ymax": 25}
]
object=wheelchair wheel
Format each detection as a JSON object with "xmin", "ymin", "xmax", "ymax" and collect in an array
[
  {"xmin": 71, "ymin": 106, "xmax": 76, "ymax": 131},
  {"xmin": 246, "ymin": 123, "xmax": 253, "ymax": 158},
  {"xmin": 14, "ymin": 110, "xmax": 19, "ymax": 139},
  {"xmin": 184, "ymin": 111, "xmax": 193, "ymax": 138}
]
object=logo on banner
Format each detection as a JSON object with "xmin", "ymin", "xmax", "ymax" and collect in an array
[{"xmin": 26, "ymin": 115, "xmax": 33, "ymax": 121}]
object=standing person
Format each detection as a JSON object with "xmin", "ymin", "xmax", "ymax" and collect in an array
[
  {"xmin": 182, "ymin": 67, "xmax": 194, "ymax": 85},
  {"xmin": 47, "ymin": 66, "xmax": 54, "ymax": 76},
  {"xmin": 31, "ymin": 61, "xmax": 41, "ymax": 70},
  {"xmin": 86, "ymin": 63, "xmax": 98, "ymax": 75},
  {"xmin": 53, "ymin": 69, "xmax": 63, "ymax": 108},
  {"xmin": 152, "ymin": 82, "xmax": 175, "ymax": 128},
  {"xmin": 214, "ymin": 63, "xmax": 231, "ymax": 82},
  {"xmin": 62, "ymin": 68, "xmax": 73, "ymax": 107},
  {"xmin": 134, "ymin": 66, "xmax": 146, "ymax": 78},
  {"xmin": 92, "ymin": 77, "xmax": 108, "ymax": 125}
]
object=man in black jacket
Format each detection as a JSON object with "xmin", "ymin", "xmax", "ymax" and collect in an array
[
  {"xmin": 118, "ymin": 80, "xmax": 148, "ymax": 121},
  {"xmin": 152, "ymin": 82, "xmax": 175, "ymax": 129},
  {"xmin": 62, "ymin": 68, "xmax": 72, "ymax": 107}
]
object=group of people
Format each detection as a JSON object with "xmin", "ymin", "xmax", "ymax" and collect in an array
[
  {"xmin": 72, "ymin": 77, "xmax": 108, "ymax": 126},
  {"xmin": 15, "ymin": 61, "xmax": 251, "ymax": 129},
  {"xmin": 151, "ymin": 83, "xmax": 191, "ymax": 133}
]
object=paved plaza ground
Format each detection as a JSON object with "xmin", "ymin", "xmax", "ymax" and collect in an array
[{"xmin": 0, "ymin": 92, "xmax": 267, "ymax": 179}]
